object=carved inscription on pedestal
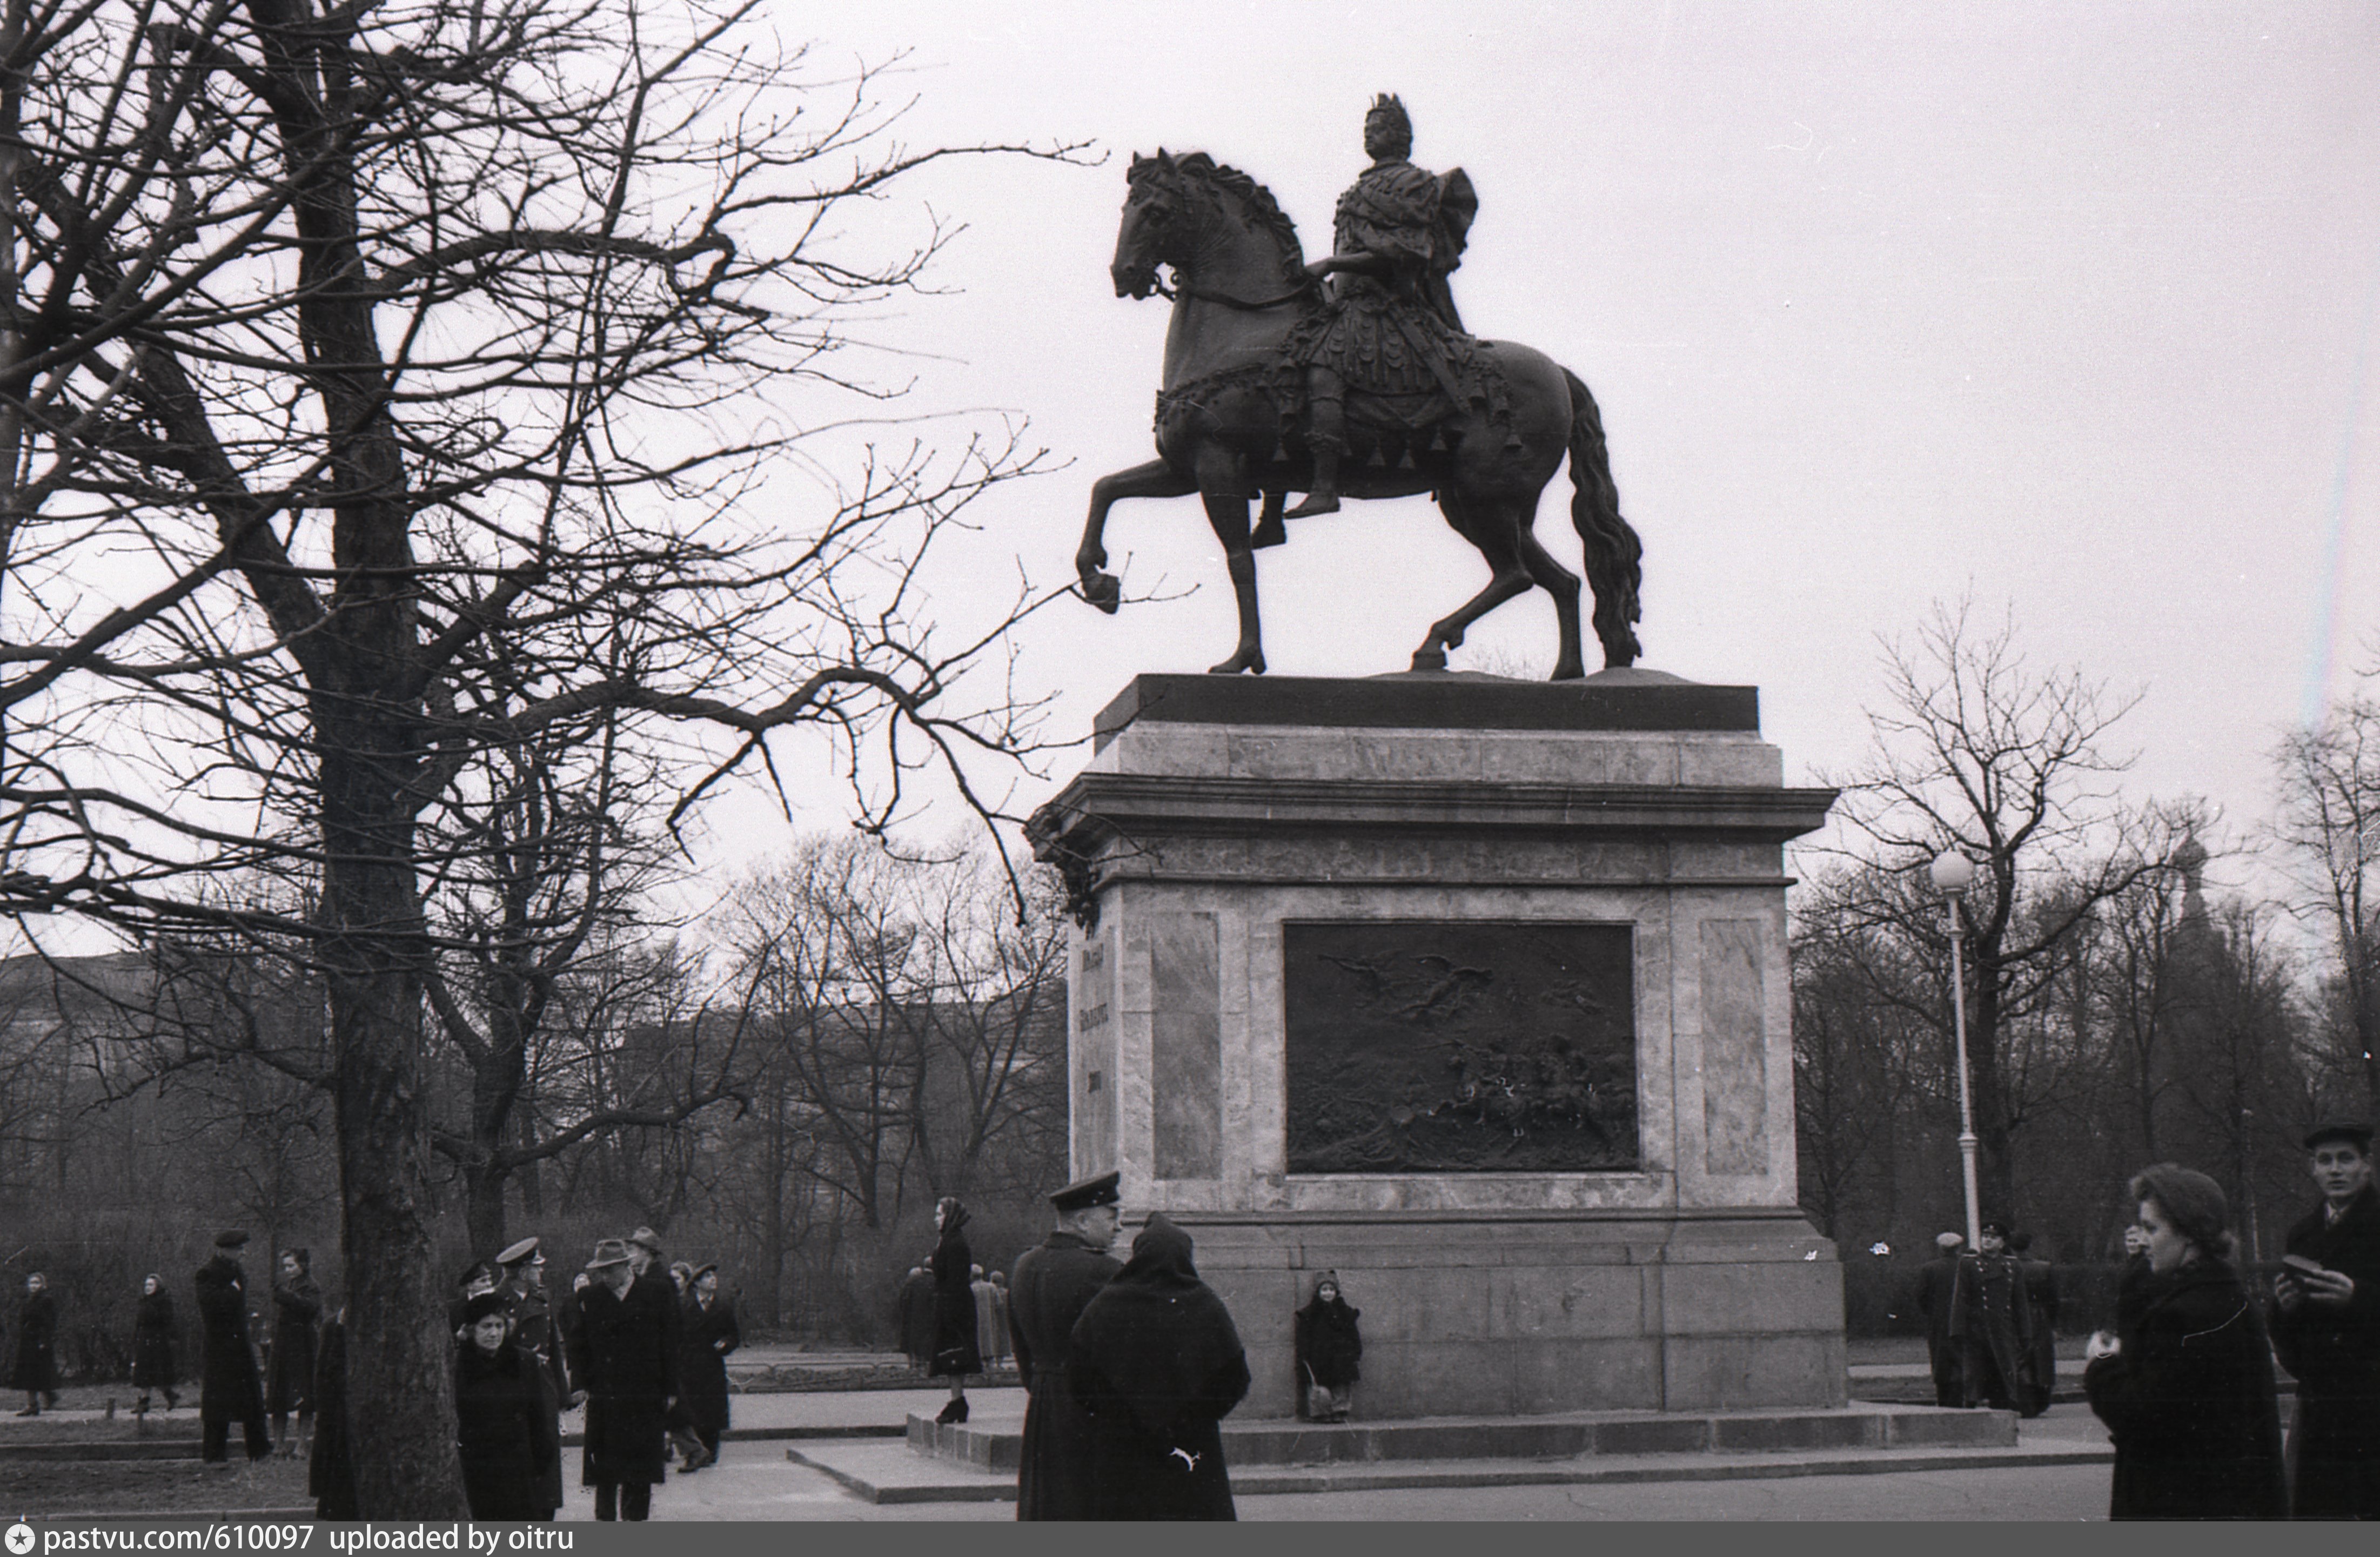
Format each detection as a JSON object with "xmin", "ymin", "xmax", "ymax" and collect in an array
[{"xmin": 1284, "ymin": 921, "xmax": 1638, "ymax": 1173}]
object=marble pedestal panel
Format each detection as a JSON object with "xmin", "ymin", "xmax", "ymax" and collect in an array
[{"xmin": 1027, "ymin": 670, "xmax": 1843, "ymax": 1418}]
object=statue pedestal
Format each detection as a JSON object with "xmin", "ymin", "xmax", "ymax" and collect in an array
[{"xmin": 1027, "ymin": 670, "xmax": 1846, "ymax": 1418}]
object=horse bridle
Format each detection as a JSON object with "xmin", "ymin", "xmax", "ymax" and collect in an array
[{"xmin": 1131, "ymin": 173, "xmax": 1316, "ymax": 311}]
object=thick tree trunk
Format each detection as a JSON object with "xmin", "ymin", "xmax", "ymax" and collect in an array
[
  {"xmin": 325, "ymin": 862, "xmax": 467, "ymax": 1517},
  {"xmin": 465, "ymin": 1159, "xmax": 508, "ymax": 1260}
]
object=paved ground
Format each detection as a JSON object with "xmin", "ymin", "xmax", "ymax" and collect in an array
[{"xmin": 553, "ymin": 1400, "xmax": 2116, "ymax": 1522}]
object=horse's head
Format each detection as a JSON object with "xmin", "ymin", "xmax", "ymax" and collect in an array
[{"xmin": 1112, "ymin": 150, "xmax": 1187, "ymax": 299}]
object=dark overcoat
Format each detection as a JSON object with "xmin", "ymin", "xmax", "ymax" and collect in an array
[
  {"xmin": 133, "ymin": 1290, "xmax": 177, "ymax": 1391},
  {"xmin": 677, "ymin": 1293, "xmax": 740, "ymax": 1438},
  {"xmin": 1914, "ymin": 1253, "xmax": 1963, "ymax": 1406},
  {"xmin": 1294, "ymin": 1293, "xmax": 1362, "ymax": 1393},
  {"xmin": 1066, "ymin": 1216, "xmax": 1249, "ymax": 1522},
  {"xmin": 1950, "ymin": 1250, "xmax": 2033, "ymax": 1408},
  {"xmin": 2019, "ymin": 1256, "xmax": 2060, "ymax": 1417},
  {"xmin": 10, "ymin": 1289, "xmax": 58, "ymax": 1393},
  {"xmin": 897, "ymin": 1270, "xmax": 935, "ymax": 1364},
  {"xmin": 566, "ymin": 1272, "xmax": 680, "ymax": 1487},
  {"xmin": 2269, "ymin": 1185, "xmax": 2380, "ymax": 1519},
  {"xmin": 267, "ymin": 1274, "xmax": 321, "ymax": 1414},
  {"xmin": 1008, "ymin": 1231, "xmax": 1120, "ymax": 1521},
  {"xmin": 454, "ymin": 1340, "xmax": 559, "ymax": 1522},
  {"xmin": 2086, "ymin": 1259, "xmax": 2287, "ymax": 1520},
  {"xmin": 308, "ymin": 1317, "xmax": 358, "ymax": 1519},
  {"xmin": 193, "ymin": 1255, "xmax": 265, "ymax": 1425},
  {"xmin": 501, "ymin": 1280, "xmax": 570, "ymax": 1514},
  {"xmin": 928, "ymin": 1222, "xmax": 982, "ymax": 1378}
]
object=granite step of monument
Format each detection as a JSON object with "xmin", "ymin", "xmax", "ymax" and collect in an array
[
  {"xmin": 903, "ymin": 1401, "xmax": 2019, "ymax": 1476},
  {"xmin": 0, "ymin": 1438, "xmax": 207, "ymax": 1461},
  {"xmin": 789, "ymin": 1434, "xmax": 2110, "ymax": 1505}
]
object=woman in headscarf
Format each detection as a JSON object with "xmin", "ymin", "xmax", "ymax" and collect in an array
[
  {"xmin": 453, "ymin": 1292, "xmax": 557, "ymax": 1521},
  {"xmin": 133, "ymin": 1274, "xmax": 180, "ymax": 1413},
  {"xmin": 1067, "ymin": 1213, "xmax": 1250, "ymax": 1521},
  {"xmin": 268, "ymin": 1249, "xmax": 321, "ymax": 1454},
  {"xmin": 2084, "ymin": 1163, "xmax": 2285, "ymax": 1520},
  {"xmin": 1294, "ymin": 1272, "xmax": 1362, "ymax": 1422},
  {"xmin": 928, "ymin": 1198, "xmax": 982, "ymax": 1423}
]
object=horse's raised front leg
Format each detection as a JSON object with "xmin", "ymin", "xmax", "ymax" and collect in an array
[
  {"xmin": 1078, "ymin": 459, "xmax": 1196, "ymax": 613},
  {"xmin": 1202, "ymin": 488, "xmax": 1266, "ymax": 675}
]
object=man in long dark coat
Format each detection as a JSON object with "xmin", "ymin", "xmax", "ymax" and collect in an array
[
  {"xmin": 1950, "ymin": 1218, "xmax": 2033, "ymax": 1411},
  {"xmin": 194, "ymin": 1230, "xmax": 271, "ymax": 1462},
  {"xmin": 11, "ymin": 1271, "xmax": 59, "ymax": 1414},
  {"xmin": 1009, "ymin": 1170, "xmax": 1123, "ymax": 1521},
  {"xmin": 2271, "ymin": 1117, "xmax": 2380, "ymax": 1519},
  {"xmin": 498, "ymin": 1237, "xmax": 569, "ymax": 1519},
  {"xmin": 1914, "ymin": 1232, "xmax": 1965, "ymax": 1408},
  {"xmin": 565, "ymin": 1238, "xmax": 680, "ymax": 1521}
]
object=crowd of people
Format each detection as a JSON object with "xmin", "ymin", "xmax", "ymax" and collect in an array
[
  {"xmin": 1910, "ymin": 1116, "xmax": 2380, "ymax": 1521},
  {"xmin": 6, "ymin": 1113, "xmax": 2375, "ymax": 1524},
  {"xmin": 3, "ymin": 1223, "xmax": 741, "ymax": 1524}
]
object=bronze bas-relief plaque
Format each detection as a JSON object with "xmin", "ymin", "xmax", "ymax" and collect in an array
[{"xmin": 1283, "ymin": 921, "xmax": 1639, "ymax": 1173}]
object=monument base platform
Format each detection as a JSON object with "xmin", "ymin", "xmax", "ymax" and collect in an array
[{"xmin": 777, "ymin": 1403, "xmax": 2102, "ymax": 1505}]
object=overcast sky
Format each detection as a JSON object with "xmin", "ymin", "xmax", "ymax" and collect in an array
[{"xmin": 692, "ymin": 0, "xmax": 2379, "ymax": 903}]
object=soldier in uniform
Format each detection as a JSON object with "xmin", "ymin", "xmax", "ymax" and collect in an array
[
  {"xmin": 2270, "ymin": 1117, "xmax": 2380, "ymax": 1519},
  {"xmin": 1950, "ymin": 1217, "xmax": 2034, "ymax": 1411},
  {"xmin": 1008, "ymin": 1170, "xmax": 1124, "ymax": 1521},
  {"xmin": 497, "ymin": 1237, "xmax": 571, "ymax": 1519},
  {"xmin": 194, "ymin": 1230, "xmax": 272, "ymax": 1462},
  {"xmin": 1281, "ymin": 93, "xmax": 1500, "ymax": 519}
]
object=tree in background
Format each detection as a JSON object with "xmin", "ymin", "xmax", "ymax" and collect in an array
[
  {"xmin": 2271, "ymin": 684, "xmax": 2380, "ymax": 1111},
  {"xmin": 1814, "ymin": 601, "xmax": 2180, "ymax": 1213},
  {"xmin": 0, "ymin": 0, "xmax": 1081, "ymax": 1512}
]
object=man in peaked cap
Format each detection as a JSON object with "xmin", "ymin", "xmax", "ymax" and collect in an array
[
  {"xmin": 1009, "ymin": 1171, "xmax": 1123, "ymax": 1520},
  {"xmin": 194, "ymin": 1231, "xmax": 271, "ymax": 1462},
  {"xmin": 497, "ymin": 1237, "xmax": 568, "ymax": 1519},
  {"xmin": 2271, "ymin": 1117, "xmax": 2380, "ymax": 1518}
]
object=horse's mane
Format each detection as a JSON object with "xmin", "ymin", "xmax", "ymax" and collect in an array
[{"xmin": 1165, "ymin": 151, "xmax": 1305, "ymax": 288}]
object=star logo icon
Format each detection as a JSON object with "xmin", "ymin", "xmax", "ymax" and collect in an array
[{"xmin": 6, "ymin": 1521, "xmax": 35, "ymax": 1555}]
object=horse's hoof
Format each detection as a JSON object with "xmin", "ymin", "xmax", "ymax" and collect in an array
[
  {"xmin": 1208, "ymin": 649, "xmax": 1266, "ymax": 675},
  {"xmin": 1410, "ymin": 648, "xmax": 1449, "ymax": 673},
  {"xmin": 1550, "ymin": 662, "xmax": 1586, "ymax": 681},
  {"xmin": 1080, "ymin": 571, "xmax": 1122, "ymax": 614}
]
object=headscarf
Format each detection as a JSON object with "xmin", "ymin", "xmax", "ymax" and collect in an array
[{"xmin": 1068, "ymin": 1213, "xmax": 1245, "ymax": 1439}]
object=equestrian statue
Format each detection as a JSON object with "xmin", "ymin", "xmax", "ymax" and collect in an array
[{"xmin": 1077, "ymin": 95, "xmax": 1643, "ymax": 680}]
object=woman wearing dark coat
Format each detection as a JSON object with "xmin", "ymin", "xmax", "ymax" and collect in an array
[
  {"xmin": 454, "ymin": 1293, "xmax": 559, "ymax": 1522},
  {"xmin": 308, "ymin": 1306, "xmax": 357, "ymax": 1520},
  {"xmin": 675, "ymin": 1266, "xmax": 740, "ymax": 1467},
  {"xmin": 1067, "ymin": 1213, "xmax": 1251, "ymax": 1521},
  {"xmin": 2085, "ymin": 1163, "xmax": 2287, "ymax": 1520},
  {"xmin": 1294, "ymin": 1272, "xmax": 1362, "ymax": 1422},
  {"xmin": 11, "ymin": 1272, "xmax": 59, "ymax": 1413},
  {"xmin": 133, "ymin": 1275, "xmax": 179, "ymax": 1412},
  {"xmin": 267, "ymin": 1250, "xmax": 321, "ymax": 1452},
  {"xmin": 928, "ymin": 1198, "xmax": 982, "ymax": 1423}
]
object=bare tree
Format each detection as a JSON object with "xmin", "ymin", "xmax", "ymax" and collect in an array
[
  {"xmin": 2270, "ymin": 688, "xmax": 2380, "ymax": 1110},
  {"xmin": 1816, "ymin": 600, "xmax": 2176, "ymax": 1211},
  {"xmin": 0, "ymin": 0, "xmax": 1081, "ymax": 1512}
]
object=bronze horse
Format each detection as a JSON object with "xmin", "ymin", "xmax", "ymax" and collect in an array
[{"xmin": 1078, "ymin": 151, "xmax": 1642, "ymax": 679}]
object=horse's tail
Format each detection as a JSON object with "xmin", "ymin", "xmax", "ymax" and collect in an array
[{"xmin": 1562, "ymin": 366, "xmax": 1642, "ymax": 668}]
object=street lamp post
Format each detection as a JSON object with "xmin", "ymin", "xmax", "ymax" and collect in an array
[{"xmin": 1930, "ymin": 851, "xmax": 1982, "ymax": 1251}]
